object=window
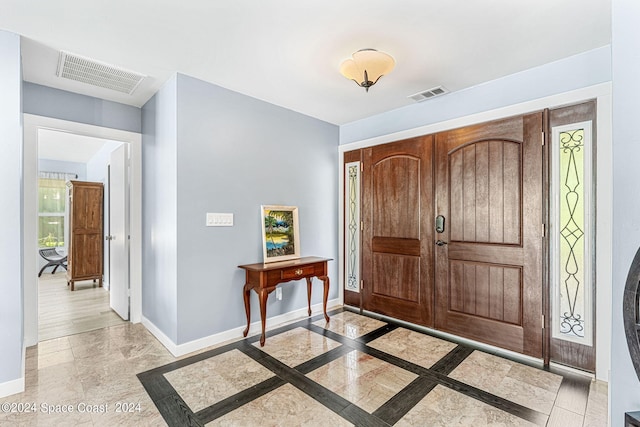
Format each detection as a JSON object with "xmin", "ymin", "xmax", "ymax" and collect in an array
[
  {"xmin": 551, "ymin": 122, "xmax": 593, "ymax": 346},
  {"xmin": 345, "ymin": 161, "xmax": 361, "ymax": 293},
  {"xmin": 38, "ymin": 172, "xmax": 76, "ymax": 248}
]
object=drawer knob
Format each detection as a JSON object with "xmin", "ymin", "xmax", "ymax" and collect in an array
[{"xmin": 295, "ymin": 269, "xmax": 303, "ymax": 275}]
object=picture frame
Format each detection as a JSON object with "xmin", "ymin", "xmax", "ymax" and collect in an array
[{"xmin": 261, "ymin": 205, "xmax": 300, "ymax": 263}]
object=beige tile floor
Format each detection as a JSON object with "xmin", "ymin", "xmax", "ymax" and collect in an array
[
  {"xmin": 209, "ymin": 383, "xmax": 353, "ymax": 427},
  {"xmin": 1, "ymin": 310, "xmax": 610, "ymax": 426},
  {"xmin": 0, "ymin": 323, "xmax": 169, "ymax": 426},
  {"xmin": 306, "ymin": 349, "xmax": 418, "ymax": 413}
]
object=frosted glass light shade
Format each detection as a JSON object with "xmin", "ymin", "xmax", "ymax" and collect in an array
[{"xmin": 340, "ymin": 49, "xmax": 395, "ymax": 92}]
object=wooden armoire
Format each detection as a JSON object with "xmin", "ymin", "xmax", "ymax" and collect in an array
[{"xmin": 66, "ymin": 180, "xmax": 104, "ymax": 291}]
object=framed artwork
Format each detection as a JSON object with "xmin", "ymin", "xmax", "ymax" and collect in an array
[{"xmin": 261, "ymin": 205, "xmax": 300, "ymax": 263}]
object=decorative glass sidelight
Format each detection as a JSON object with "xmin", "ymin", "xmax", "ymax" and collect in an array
[
  {"xmin": 551, "ymin": 122, "xmax": 593, "ymax": 346},
  {"xmin": 345, "ymin": 161, "xmax": 361, "ymax": 293}
]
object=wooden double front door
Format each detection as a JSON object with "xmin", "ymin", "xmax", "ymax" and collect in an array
[{"xmin": 350, "ymin": 113, "xmax": 543, "ymax": 357}]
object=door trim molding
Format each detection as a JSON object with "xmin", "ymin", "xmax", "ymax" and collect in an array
[
  {"xmin": 23, "ymin": 114, "xmax": 142, "ymax": 347},
  {"xmin": 338, "ymin": 82, "xmax": 612, "ymax": 381}
]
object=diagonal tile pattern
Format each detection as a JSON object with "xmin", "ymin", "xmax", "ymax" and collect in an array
[
  {"xmin": 312, "ymin": 310, "xmax": 386, "ymax": 339},
  {"xmin": 208, "ymin": 383, "xmax": 353, "ymax": 427},
  {"xmin": 396, "ymin": 384, "xmax": 540, "ymax": 427},
  {"xmin": 448, "ymin": 350, "xmax": 563, "ymax": 415},
  {"xmin": 1, "ymin": 308, "xmax": 607, "ymax": 426},
  {"xmin": 164, "ymin": 349, "xmax": 275, "ymax": 412},
  {"xmin": 253, "ymin": 327, "xmax": 342, "ymax": 367},
  {"xmin": 367, "ymin": 327, "xmax": 458, "ymax": 369},
  {"xmin": 306, "ymin": 350, "xmax": 418, "ymax": 413}
]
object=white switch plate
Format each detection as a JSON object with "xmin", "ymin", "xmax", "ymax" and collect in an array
[
  {"xmin": 275, "ymin": 287, "xmax": 282, "ymax": 300},
  {"xmin": 206, "ymin": 213, "xmax": 234, "ymax": 227}
]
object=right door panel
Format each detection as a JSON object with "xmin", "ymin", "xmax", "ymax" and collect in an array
[{"xmin": 435, "ymin": 113, "xmax": 543, "ymax": 357}]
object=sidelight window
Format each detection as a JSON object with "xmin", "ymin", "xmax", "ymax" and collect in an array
[
  {"xmin": 345, "ymin": 161, "xmax": 361, "ymax": 293},
  {"xmin": 550, "ymin": 122, "xmax": 593, "ymax": 346}
]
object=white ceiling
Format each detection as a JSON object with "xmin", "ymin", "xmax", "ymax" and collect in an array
[{"xmin": 2, "ymin": 0, "xmax": 611, "ymax": 125}]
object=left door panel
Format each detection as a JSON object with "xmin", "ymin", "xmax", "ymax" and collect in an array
[{"xmin": 361, "ymin": 136, "xmax": 435, "ymax": 326}]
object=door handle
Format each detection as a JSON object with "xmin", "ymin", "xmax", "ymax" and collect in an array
[{"xmin": 435, "ymin": 240, "xmax": 448, "ymax": 246}]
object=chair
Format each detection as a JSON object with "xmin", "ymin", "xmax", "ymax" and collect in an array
[{"xmin": 38, "ymin": 248, "xmax": 68, "ymax": 277}]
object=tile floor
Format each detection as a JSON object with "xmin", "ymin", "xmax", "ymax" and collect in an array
[{"xmin": 1, "ymin": 309, "xmax": 608, "ymax": 426}]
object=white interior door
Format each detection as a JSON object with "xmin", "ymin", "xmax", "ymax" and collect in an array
[{"xmin": 109, "ymin": 144, "xmax": 129, "ymax": 320}]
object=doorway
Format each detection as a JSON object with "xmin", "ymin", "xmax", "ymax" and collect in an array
[
  {"xmin": 37, "ymin": 130, "xmax": 126, "ymax": 340},
  {"xmin": 23, "ymin": 114, "xmax": 142, "ymax": 347},
  {"xmin": 338, "ymin": 85, "xmax": 612, "ymax": 380},
  {"xmin": 351, "ymin": 113, "xmax": 544, "ymax": 358}
]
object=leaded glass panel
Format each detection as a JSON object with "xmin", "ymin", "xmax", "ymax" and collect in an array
[{"xmin": 551, "ymin": 122, "xmax": 593, "ymax": 346}]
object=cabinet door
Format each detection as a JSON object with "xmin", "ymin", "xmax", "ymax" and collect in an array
[{"xmin": 69, "ymin": 181, "xmax": 104, "ymax": 279}]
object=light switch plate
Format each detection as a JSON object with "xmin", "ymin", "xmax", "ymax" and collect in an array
[{"xmin": 206, "ymin": 213, "xmax": 234, "ymax": 227}]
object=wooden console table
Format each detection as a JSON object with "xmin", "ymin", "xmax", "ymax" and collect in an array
[{"xmin": 239, "ymin": 256, "xmax": 332, "ymax": 346}]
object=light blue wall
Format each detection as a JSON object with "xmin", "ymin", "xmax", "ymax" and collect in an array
[
  {"xmin": 23, "ymin": 82, "xmax": 141, "ymax": 133},
  {"xmin": 142, "ymin": 73, "xmax": 339, "ymax": 345},
  {"xmin": 340, "ymin": 46, "xmax": 612, "ymax": 144},
  {"xmin": 0, "ymin": 30, "xmax": 23, "ymax": 385},
  {"xmin": 38, "ymin": 159, "xmax": 86, "ymax": 181},
  {"xmin": 611, "ymin": 0, "xmax": 640, "ymax": 423},
  {"xmin": 141, "ymin": 76, "xmax": 179, "ymax": 343}
]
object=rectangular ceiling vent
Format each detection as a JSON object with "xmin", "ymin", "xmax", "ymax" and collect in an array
[
  {"xmin": 408, "ymin": 86, "xmax": 449, "ymax": 102},
  {"xmin": 56, "ymin": 51, "xmax": 146, "ymax": 95}
]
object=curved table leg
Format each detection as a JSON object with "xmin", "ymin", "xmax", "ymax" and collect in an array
[
  {"xmin": 242, "ymin": 283, "xmax": 252, "ymax": 337},
  {"xmin": 258, "ymin": 288, "xmax": 270, "ymax": 346},
  {"xmin": 319, "ymin": 275, "xmax": 330, "ymax": 323},
  {"xmin": 305, "ymin": 277, "xmax": 312, "ymax": 316}
]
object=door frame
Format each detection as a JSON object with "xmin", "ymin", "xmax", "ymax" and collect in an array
[
  {"xmin": 23, "ymin": 114, "xmax": 142, "ymax": 347},
  {"xmin": 337, "ymin": 82, "xmax": 612, "ymax": 381}
]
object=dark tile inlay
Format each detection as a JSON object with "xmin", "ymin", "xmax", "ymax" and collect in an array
[
  {"xmin": 195, "ymin": 376, "xmax": 285, "ymax": 424},
  {"xmin": 373, "ymin": 376, "xmax": 438, "ymax": 425},
  {"xmin": 138, "ymin": 307, "xmax": 586, "ymax": 427}
]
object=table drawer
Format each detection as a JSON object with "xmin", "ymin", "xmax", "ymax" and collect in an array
[{"xmin": 281, "ymin": 265, "xmax": 315, "ymax": 280}]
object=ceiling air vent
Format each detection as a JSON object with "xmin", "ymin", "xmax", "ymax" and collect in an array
[
  {"xmin": 408, "ymin": 86, "xmax": 449, "ymax": 102},
  {"xmin": 56, "ymin": 51, "xmax": 146, "ymax": 95}
]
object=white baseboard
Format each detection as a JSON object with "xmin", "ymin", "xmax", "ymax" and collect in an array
[
  {"xmin": 142, "ymin": 298, "xmax": 341, "ymax": 358},
  {"xmin": 0, "ymin": 377, "xmax": 24, "ymax": 399}
]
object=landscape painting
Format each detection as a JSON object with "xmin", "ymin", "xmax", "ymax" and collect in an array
[{"xmin": 261, "ymin": 205, "xmax": 300, "ymax": 263}]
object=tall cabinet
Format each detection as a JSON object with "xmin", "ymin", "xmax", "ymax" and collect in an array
[{"xmin": 66, "ymin": 180, "xmax": 104, "ymax": 291}]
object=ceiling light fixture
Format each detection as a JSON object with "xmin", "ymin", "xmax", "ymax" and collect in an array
[{"xmin": 340, "ymin": 48, "xmax": 395, "ymax": 92}]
